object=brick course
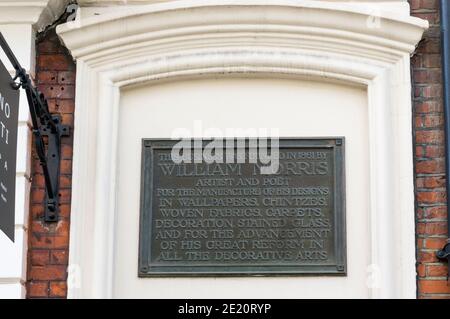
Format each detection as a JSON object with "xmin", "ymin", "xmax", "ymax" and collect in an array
[
  {"xmin": 26, "ymin": 28, "xmax": 75, "ymax": 299},
  {"xmin": 410, "ymin": 0, "xmax": 450, "ymax": 299}
]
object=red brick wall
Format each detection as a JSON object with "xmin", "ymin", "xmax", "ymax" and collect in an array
[
  {"xmin": 26, "ymin": 28, "xmax": 75, "ymax": 299},
  {"xmin": 410, "ymin": 0, "xmax": 450, "ymax": 298}
]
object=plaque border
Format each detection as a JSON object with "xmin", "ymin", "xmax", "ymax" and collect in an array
[{"xmin": 138, "ymin": 138, "xmax": 346, "ymax": 277}]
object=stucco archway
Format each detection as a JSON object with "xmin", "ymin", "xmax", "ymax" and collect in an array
[{"xmin": 57, "ymin": 0, "xmax": 427, "ymax": 298}]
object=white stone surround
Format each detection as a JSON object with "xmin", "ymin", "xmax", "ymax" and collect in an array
[
  {"xmin": 57, "ymin": 0, "xmax": 428, "ymax": 298},
  {"xmin": 0, "ymin": 0, "xmax": 69, "ymax": 299}
]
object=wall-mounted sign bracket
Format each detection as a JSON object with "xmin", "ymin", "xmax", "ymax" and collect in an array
[
  {"xmin": 0, "ymin": 32, "xmax": 69, "ymax": 223},
  {"xmin": 437, "ymin": 240, "xmax": 450, "ymax": 281}
]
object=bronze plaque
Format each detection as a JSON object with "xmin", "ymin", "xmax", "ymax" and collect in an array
[{"xmin": 139, "ymin": 138, "xmax": 346, "ymax": 276}]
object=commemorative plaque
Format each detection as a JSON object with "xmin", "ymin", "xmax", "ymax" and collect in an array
[{"xmin": 139, "ymin": 138, "xmax": 346, "ymax": 276}]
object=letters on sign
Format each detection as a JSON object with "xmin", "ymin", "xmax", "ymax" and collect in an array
[
  {"xmin": 138, "ymin": 138, "xmax": 346, "ymax": 276},
  {"xmin": 0, "ymin": 59, "xmax": 19, "ymax": 242}
]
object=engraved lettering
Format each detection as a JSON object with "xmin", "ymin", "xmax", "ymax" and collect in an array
[{"xmin": 140, "ymin": 140, "xmax": 346, "ymax": 275}]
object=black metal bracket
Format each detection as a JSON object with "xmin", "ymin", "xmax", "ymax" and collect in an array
[
  {"xmin": 40, "ymin": 116, "xmax": 70, "ymax": 222},
  {"xmin": 0, "ymin": 32, "xmax": 69, "ymax": 223},
  {"xmin": 437, "ymin": 239, "xmax": 450, "ymax": 279}
]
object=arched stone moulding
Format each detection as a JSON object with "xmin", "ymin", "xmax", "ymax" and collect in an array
[{"xmin": 57, "ymin": 0, "xmax": 428, "ymax": 299}]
